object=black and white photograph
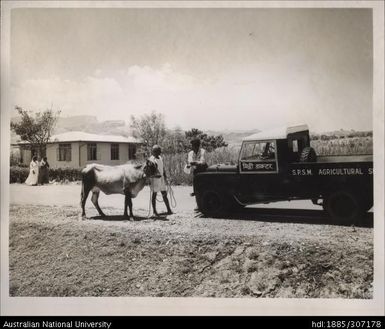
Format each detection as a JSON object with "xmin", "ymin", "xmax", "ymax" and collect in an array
[{"xmin": 1, "ymin": 0, "xmax": 384, "ymax": 316}]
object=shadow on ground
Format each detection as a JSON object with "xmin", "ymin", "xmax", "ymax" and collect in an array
[
  {"xmin": 89, "ymin": 213, "xmax": 171, "ymax": 222},
  {"xmin": 197, "ymin": 207, "xmax": 373, "ymax": 228}
]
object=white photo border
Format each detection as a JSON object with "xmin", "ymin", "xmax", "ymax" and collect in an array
[{"xmin": 1, "ymin": 0, "xmax": 384, "ymax": 316}]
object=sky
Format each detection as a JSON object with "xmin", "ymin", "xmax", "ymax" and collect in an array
[{"xmin": 10, "ymin": 8, "xmax": 373, "ymax": 132}]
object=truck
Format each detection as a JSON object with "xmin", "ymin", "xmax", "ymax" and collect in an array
[{"xmin": 193, "ymin": 125, "xmax": 373, "ymax": 224}]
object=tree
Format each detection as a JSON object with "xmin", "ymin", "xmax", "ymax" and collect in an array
[
  {"xmin": 130, "ymin": 112, "xmax": 228, "ymax": 155},
  {"xmin": 11, "ymin": 106, "xmax": 60, "ymax": 157},
  {"xmin": 185, "ymin": 128, "xmax": 228, "ymax": 152},
  {"xmin": 130, "ymin": 111, "xmax": 167, "ymax": 155},
  {"xmin": 162, "ymin": 127, "xmax": 189, "ymax": 154}
]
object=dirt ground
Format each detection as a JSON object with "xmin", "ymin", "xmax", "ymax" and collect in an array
[{"xmin": 8, "ymin": 184, "xmax": 373, "ymax": 298}]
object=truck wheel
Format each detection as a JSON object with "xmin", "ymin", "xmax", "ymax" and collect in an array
[
  {"xmin": 300, "ymin": 147, "xmax": 317, "ymax": 162},
  {"xmin": 323, "ymin": 190, "xmax": 363, "ymax": 224},
  {"xmin": 228, "ymin": 195, "xmax": 246, "ymax": 212},
  {"xmin": 199, "ymin": 190, "xmax": 226, "ymax": 217},
  {"xmin": 361, "ymin": 194, "xmax": 373, "ymax": 212},
  {"xmin": 362, "ymin": 201, "xmax": 373, "ymax": 212}
]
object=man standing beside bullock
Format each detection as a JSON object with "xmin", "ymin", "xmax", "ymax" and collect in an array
[{"xmin": 149, "ymin": 145, "xmax": 173, "ymax": 217}]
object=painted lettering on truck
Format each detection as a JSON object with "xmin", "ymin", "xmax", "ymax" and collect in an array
[
  {"xmin": 292, "ymin": 167, "xmax": 373, "ymax": 176},
  {"xmin": 292, "ymin": 169, "xmax": 313, "ymax": 176},
  {"xmin": 318, "ymin": 168, "xmax": 363, "ymax": 175}
]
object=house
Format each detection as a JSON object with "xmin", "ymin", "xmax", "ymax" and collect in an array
[{"xmin": 14, "ymin": 131, "xmax": 141, "ymax": 168}]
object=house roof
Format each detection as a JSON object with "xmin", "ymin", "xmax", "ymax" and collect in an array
[
  {"xmin": 243, "ymin": 124, "xmax": 309, "ymax": 141},
  {"xmin": 48, "ymin": 131, "xmax": 141, "ymax": 144},
  {"xmin": 12, "ymin": 131, "xmax": 141, "ymax": 145}
]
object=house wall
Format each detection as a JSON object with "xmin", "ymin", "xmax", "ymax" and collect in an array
[
  {"xmin": 21, "ymin": 148, "xmax": 32, "ymax": 165},
  {"xmin": 18, "ymin": 147, "xmax": 38, "ymax": 165},
  {"xmin": 47, "ymin": 142, "xmax": 80, "ymax": 168},
  {"xmin": 80, "ymin": 142, "xmax": 131, "ymax": 167},
  {"xmin": 46, "ymin": 142, "xmax": 135, "ymax": 169}
]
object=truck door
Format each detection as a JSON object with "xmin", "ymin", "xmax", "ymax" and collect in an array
[{"xmin": 238, "ymin": 140, "xmax": 284, "ymax": 203}]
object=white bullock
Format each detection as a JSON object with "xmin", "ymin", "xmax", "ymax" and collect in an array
[{"xmin": 80, "ymin": 160, "xmax": 159, "ymax": 220}]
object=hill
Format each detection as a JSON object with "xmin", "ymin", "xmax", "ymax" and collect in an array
[
  {"xmin": 10, "ymin": 114, "xmax": 372, "ymax": 145},
  {"xmin": 204, "ymin": 129, "xmax": 260, "ymax": 146}
]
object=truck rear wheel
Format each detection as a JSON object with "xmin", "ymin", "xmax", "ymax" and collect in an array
[
  {"xmin": 323, "ymin": 190, "xmax": 363, "ymax": 224},
  {"xmin": 362, "ymin": 201, "xmax": 373, "ymax": 212},
  {"xmin": 198, "ymin": 189, "xmax": 227, "ymax": 217},
  {"xmin": 361, "ymin": 194, "xmax": 373, "ymax": 212}
]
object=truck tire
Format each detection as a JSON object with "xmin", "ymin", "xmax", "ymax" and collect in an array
[
  {"xmin": 362, "ymin": 200, "xmax": 373, "ymax": 212},
  {"xmin": 323, "ymin": 190, "xmax": 363, "ymax": 224},
  {"xmin": 361, "ymin": 193, "xmax": 373, "ymax": 212},
  {"xmin": 198, "ymin": 189, "xmax": 227, "ymax": 217},
  {"xmin": 300, "ymin": 147, "xmax": 317, "ymax": 162},
  {"xmin": 228, "ymin": 195, "xmax": 246, "ymax": 212}
]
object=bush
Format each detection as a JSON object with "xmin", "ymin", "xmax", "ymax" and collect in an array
[
  {"xmin": 163, "ymin": 153, "xmax": 192, "ymax": 185},
  {"xmin": 310, "ymin": 136, "xmax": 373, "ymax": 156},
  {"xmin": 9, "ymin": 166, "xmax": 30, "ymax": 183},
  {"xmin": 163, "ymin": 147, "xmax": 240, "ymax": 185},
  {"xmin": 49, "ymin": 168, "xmax": 83, "ymax": 182},
  {"xmin": 10, "ymin": 166, "xmax": 82, "ymax": 184},
  {"xmin": 10, "ymin": 153, "xmax": 21, "ymax": 166}
]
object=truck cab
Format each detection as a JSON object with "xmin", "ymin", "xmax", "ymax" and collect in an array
[
  {"xmin": 194, "ymin": 124, "xmax": 373, "ymax": 223},
  {"xmin": 237, "ymin": 125, "xmax": 312, "ymax": 203}
]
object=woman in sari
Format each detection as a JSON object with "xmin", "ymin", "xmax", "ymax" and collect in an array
[
  {"xmin": 38, "ymin": 156, "xmax": 50, "ymax": 185},
  {"xmin": 25, "ymin": 156, "xmax": 39, "ymax": 186}
]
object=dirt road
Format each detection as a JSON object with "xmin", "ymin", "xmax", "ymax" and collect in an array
[
  {"xmin": 10, "ymin": 183, "xmax": 325, "ymax": 213},
  {"xmin": 8, "ymin": 184, "xmax": 373, "ymax": 298}
]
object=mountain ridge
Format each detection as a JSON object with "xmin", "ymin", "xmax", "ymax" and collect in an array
[{"xmin": 10, "ymin": 115, "xmax": 372, "ymax": 145}]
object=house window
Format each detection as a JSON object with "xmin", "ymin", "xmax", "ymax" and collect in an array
[
  {"xmin": 111, "ymin": 144, "xmax": 119, "ymax": 160},
  {"xmin": 87, "ymin": 143, "xmax": 97, "ymax": 161},
  {"xmin": 58, "ymin": 144, "xmax": 72, "ymax": 162},
  {"xmin": 128, "ymin": 144, "xmax": 136, "ymax": 159}
]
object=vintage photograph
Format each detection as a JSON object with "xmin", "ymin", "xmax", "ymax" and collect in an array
[{"xmin": 1, "ymin": 0, "xmax": 384, "ymax": 316}]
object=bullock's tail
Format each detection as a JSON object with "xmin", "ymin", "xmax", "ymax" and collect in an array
[{"xmin": 80, "ymin": 165, "xmax": 97, "ymax": 208}]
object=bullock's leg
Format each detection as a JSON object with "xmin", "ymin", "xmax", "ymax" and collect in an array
[
  {"xmin": 123, "ymin": 194, "xmax": 129, "ymax": 219},
  {"xmin": 124, "ymin": 193, "xmax": 134, "ymax": 220},
  {"xmin": 80, "ymin": 183, "xmax": 92, "ymax": 218},
  {"xmin": 91, "ymin": 188, "xmax": 106, "ymax": 217}
]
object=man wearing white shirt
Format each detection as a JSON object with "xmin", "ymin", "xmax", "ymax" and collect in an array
[
  {"xmin": 187, "ymin": 138, "xmax": 207, "ymax": 174},
  {"xmin": 149, "ymin": 145, "xmax": 173, "ymax": 216},
  {"xmin": 186, "ymin": 138, "xmax": 208, "ymax": 205}
]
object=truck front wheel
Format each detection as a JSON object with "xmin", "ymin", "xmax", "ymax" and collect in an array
[
  {"xmin": 323, "ymin": 190, "xmax": 363, "ymax": 224},
  {"xmin": 197, "ymin": 189, "xmax": 227, "ymax": 217}
]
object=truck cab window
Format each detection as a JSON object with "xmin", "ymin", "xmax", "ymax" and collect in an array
[
  {"xmin": 292, "ymin": 140, "xmax": 298, "ymax": 153},
  {"xmin": 241, "ymin": 141, "xmax": 276, "ymax": 161}
]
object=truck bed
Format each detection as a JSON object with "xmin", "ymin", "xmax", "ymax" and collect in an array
[{"xmin": 316, "ymin": 154, "xmax": 372, "ymax": 163}]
